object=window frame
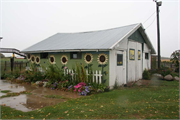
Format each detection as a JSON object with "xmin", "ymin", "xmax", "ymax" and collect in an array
[
  {"xmin": 70, "ymin": 52, "xmax": 82, "ymax": 59},
  {"xmin": 117, "ymin": 54, "xmax": 123, "ymax": 66},
  {"xmin": 40, "ymin": 53, "xmax": 48, "ymax": 59},
  {"xmin": 145, "ymin": 53, "xmax": 149, "ymax": 60},
  {"xmin": 129, "ymin": 49, "xmax": 135, "ymax": 60},
  {"xmin": 138, "ymin": 50, "xmax": 141, "ymax": 60}
]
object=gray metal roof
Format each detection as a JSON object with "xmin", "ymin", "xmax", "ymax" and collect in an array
[{"xmin": 22, "ymin": 23, "xmax": 155, "ymax": 54}]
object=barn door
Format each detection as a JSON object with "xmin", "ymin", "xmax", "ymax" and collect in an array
[{"xmin": 116, "ymin": 51, "xmax": 126, "ymax": 85}]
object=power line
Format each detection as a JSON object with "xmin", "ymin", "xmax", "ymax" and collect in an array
[
  {"xmin": 143, "ymin": 11, "xmax": 156, "ymax": 24},
  {"xmin": 145, "ymin": 16, "xmax": 156, "ymax": 30}
]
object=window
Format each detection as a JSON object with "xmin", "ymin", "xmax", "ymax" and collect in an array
[
  {"xmin": 117, "ymin": 54, "xmax": 123, "ymax": 66},
  {"xmin": 70, "ymin": 52, "xmax": 82, "ymax": 59},
  {"xmin": 129, "ymin": 49, "xmax": 135, "ymax": 60},
  {"xmin": 138, "ymin": 50, "xmax": 141, "ymax": 60},
  {"xmin": 145, "ymin": 53, "xmax": 149, "ymax": 59},
  {"xmin": 40, "ymin": 53, "xmax": 48, "ymax": 59}
]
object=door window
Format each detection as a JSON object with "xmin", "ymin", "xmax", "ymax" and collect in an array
[{"xmin": 117, "ymin": 54, "xmax": 123, "ymax": 66}]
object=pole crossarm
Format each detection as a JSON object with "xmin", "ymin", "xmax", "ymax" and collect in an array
[{"xmin": 0, "ymin": 48, "xmax": 26, "ymax": 57}]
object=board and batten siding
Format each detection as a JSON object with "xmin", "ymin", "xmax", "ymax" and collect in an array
[
  {"xmin": 28, "ymin": 51, "xmax": 110, "ymax": 86},
  {"xmin": 109, "ymin": 49, "xmax": 126, "ymax": 89},
  {"xmin": 143, "ymin": 43, "xmax": 151, "ymax": 70},
  {"xmin": 128, "ymin": 41, "xmax": 142, "ymax": 82}
]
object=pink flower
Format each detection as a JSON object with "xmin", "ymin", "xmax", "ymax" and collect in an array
[
  {"xmin": 64, "ymin": 67, "xmax": 67, "ymax": 69},
  {"xmin": 78, "ymin": 88, "xmax": 82, "ymax": 92},
  {"xmin": 78, "ymin": 82, "xmax": 86, "ymax": 86}
]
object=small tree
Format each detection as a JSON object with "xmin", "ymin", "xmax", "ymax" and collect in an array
[
  {"xmin": 170, "ymin": 50, "xmax": 180, "ymax": 73},
  {"xmin": 0, "ymin": 53, "xmax": 5, "ymax": 58},
  {"xmin": 143, "ymin": 69, "xmax": 151, "ymax": 80}
]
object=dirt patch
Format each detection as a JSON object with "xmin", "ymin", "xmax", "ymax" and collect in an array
[{"xmin": 135, "ymin": 80, "xmax": 151, "ymax": 86}]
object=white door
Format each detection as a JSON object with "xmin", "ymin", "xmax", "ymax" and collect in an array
[{"xmin": 116, "ymin": 51, "xmax": 126, "ymax": 85}]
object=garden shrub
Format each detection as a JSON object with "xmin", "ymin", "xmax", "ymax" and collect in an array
[
  {"xmin": 75, "ymin": 63, "xmax": 87, "ymax": 83},
  {"xmin": 90, "ymin": 82, "xmax": 108, "ymax": 92},
  {"xmin": 12, "ymin": 69, "xmax": 20, "ymax": 79},
  {"xmin": 113, "ymin": 80, "xmax": 118, "ymax": 89},
  {"xmin": 45, "ymin": 64, "xmax": 63, "ymax": 83},
  {"xmin": 143, "ymin": 69, "xmax": 151, "ymax": 80}
]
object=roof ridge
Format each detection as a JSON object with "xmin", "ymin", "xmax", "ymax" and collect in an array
[{"xmin": 57, "ymin": 23, "xmax": 140, "ymax": 34}]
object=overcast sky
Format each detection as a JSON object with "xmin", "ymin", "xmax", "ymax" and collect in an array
[{"xmin": 0, "ymin": 0, "xmax": 179, "ymax": 57}]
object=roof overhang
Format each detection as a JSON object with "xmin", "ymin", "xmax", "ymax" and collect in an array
[
  {"xmin": 22, "ymin": 49, "xmax": 110, "ymax": 53},
  {"xmin": 110, "ymin": 23, "xmax": 156, "ymax": 54}
]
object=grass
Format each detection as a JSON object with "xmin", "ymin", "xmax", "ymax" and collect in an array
[
  {"xmin": 1, "ymin": 91, "xmax": 32, "ymax": 98},
  {"xmin": 1, "ymin": 80, "xmax": 179, "ymax": 119},
  {"xmin": 0, "ymin": 90, "xmax": 11, "ymax": 93},
  {"xmin": 44, "ymin": 95, "xmax": 67, "ymax": 99}
]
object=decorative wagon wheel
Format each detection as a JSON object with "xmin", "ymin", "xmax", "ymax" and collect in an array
[
  {"xmin": 27, "ymin": 53, "xmax": 31, "ymax": 61},
  {"xmin": 61, "ymin": 55, "xmax": 68, "ymax": 65},
  {"xmin": 97, "ymin": 53, "xmax": 108, "ymax": 65},
  {"xmin": 49, "ymin": 55, "xmax": 55, "ymax": 64},
  {"xmin": 84, "ymin": 53, "xmax": 93, "ymax": 64},
  {"xmin": 31, "ymin": 55, "xmax": 35, "ymax": 63},
  {"xmin": 35, "ymin": 56, "xmax": 40, "ymax": 64}
]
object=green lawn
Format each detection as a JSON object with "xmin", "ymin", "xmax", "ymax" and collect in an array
[{"xmin": 1, "ymin": 80, "xmax": 179, "ymax": 119}]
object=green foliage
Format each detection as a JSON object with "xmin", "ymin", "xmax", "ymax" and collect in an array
[
  {"xmin": 142, "ymin": 69, "xmax": 150, "ymax": 80},
  {"xmin": 0, "ymin": 53, "xmax": 5, "ymax": 58},
  {"xmin": 113, "ymin": 80, "xmax": 118, "ymax": 89},
  {"xmin": 170, "ymin": 50, "xmax": 179, "ymax": 73},
  {"xmin": 1, "ymin": 90, "xmax": 11, "ymax": 93},
  {"xmin": 12, "ymin": 69, "xmax": 20, "ymax": 79},
  {"xmin": 44, "ymin": 95, "xmax": 66, "ymax": 99},
  {"xmin": 23, "ymin": 63, "xmax": 45, "ymax": 82},
  {"xmin": 1, "ymin": 91, "xmax": 31, "ymax": 98},
  {"xmin": 75, "ymin": 63, "xmax": 87, "ymax": 83},
  {"xmin": 1, "ymin": 72, "xmax": 8, "ymax": 79},
  {"xmin": 159, "ymin": 67, "xmax": 171, "ymax": 77},
  {"xmin": 45, "ymin": 82, "xmax": 51, "ymax": 88},
  {"xmin": 97, "ymin": 84, "xmax": 107, "ymax": 92},
  {"xmin": 90, "ymin": 83, "xmax": 108, "ymax": 92},
  {"xmin": 170, "ymin": 72, "xmax": 179, "ymax": 77},
  {"xmin": 149, "ymin": 67, "xmax": 174, "ymax": 77},
  {"xmin": 45, "ymin": 64, "xmax": 63, "ymax": 83}
]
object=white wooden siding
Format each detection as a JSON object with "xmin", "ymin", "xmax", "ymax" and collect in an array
[
  {"xmin": 128, "ymin": 41, "xmax": 142, "ymax": 82},
  {"xmin": 143, "ymin": 44, "xmax": 151, "ymax": 70}
]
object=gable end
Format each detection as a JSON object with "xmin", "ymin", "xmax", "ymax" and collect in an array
[{"xmin": 128, "ymin": 29, "xmax": 146, "ymax": 43}]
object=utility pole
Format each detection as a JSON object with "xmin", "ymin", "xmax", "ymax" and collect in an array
[
  {"xmin": 0, "ymin": 37, "xmax": 2, "ymax": 41},
  {"xmin": 154, "ymin": 0, "xmax": 162, "ymax": 69}
]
